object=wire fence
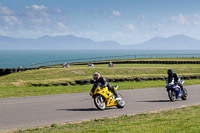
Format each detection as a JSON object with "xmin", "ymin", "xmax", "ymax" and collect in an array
[{"xmin": 29, "ymin": 54, "xmax": 200, "ymax": 68}]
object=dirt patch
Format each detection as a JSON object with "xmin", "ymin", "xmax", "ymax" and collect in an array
[
  {"xmin": 11, "ymin": 81, "xmax": 24, "ymax": 86},
  {"xmin": 70, "ymin": 69, "xmax": 85, "ymax": 75},
  {"xmin": 44, "ymin": 78, "xmax": 71, "ymax": 82}
]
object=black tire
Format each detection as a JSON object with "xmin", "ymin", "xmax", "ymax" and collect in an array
[
  {"xmin": 75, "ymin": 80, "xmax": 84, "ymax": 85},
  {"xmin": 116, "ymin": 94, "xmax": 125, "ymax": 108},
  {"xmin": 168, "ymin": 89, "xmax": 176, "ymax": 102},
  {"xmin": 94, "ymin": 95, "xmax": 106, "ymax": 110},
  {"xmin": 181, "ymin": 88, "xmax": 188, "ymax": 100}
]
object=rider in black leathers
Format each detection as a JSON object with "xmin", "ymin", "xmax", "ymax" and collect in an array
[
  {"xmin": 167, "ymin": 69, "xmax": 183, "ymax": 89},
  {"xmin": 91, "ymin": 72, "xmax": 119, "ymax": 98}
]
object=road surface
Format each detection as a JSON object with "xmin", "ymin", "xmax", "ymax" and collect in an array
[{"xmin": 0, "ymin": 85, "xmax": 200, "ymax": 131}]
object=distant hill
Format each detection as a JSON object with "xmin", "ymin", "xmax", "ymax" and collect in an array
[
  {"xmin": 0, "ymin": 34, "xmax": 200, "ymax": 50},
  {"xmin": 128, "ymin": 34, "xmax": 200, "ymax": 50},
  {"xmin": 0, "ymin": 35, "xmax": 122, "ymax": 50}
]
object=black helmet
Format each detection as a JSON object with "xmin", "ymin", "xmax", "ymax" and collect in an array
[{"xmin": 167, "ymin": 69, "xmax": 173, "ymax": 76}]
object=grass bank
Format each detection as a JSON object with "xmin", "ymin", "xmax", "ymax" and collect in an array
[
  {"xmin": 52, "ymin": 57, "xmax": 200, "ymax": 67},
  {"xmin": 1, "ymin": 79, "xmax": 200, "ymax": 98},
  {"xmin": 0, "ymin": 58, "xmax": 200, "ymax": 98},
  {"xmin": 1, "ymin": 63, "xmax": 200, "ymax": 87},
  {"xmin": 16, "ymin": 105, "xmax": 200, "ymax": 133}
]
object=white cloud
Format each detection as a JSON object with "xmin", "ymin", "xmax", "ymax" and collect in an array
[
  {"xmin": 26, "ymin": 4, "xmax": 47, "ymax": 11},
  {"xmin": 112, "ymin": 10, "xmax": 121, "ymax": 16},
  {"xmin": 55, "ymin": 8, "xmax": 62, "ymax": 14},
  {"xmin": 0, "ymin": 16, "xmax": 19, "ymax": 25},
  {"xmin": 56, "ymin": 22, "xmax": 65, "ymax": 28},
  {"xmin": 191, "ymin": 14, "xmax": 200, "ymax": 24},
  {"xmin": 25, "ymin": 4, "xmax": 49, "ymax": 17},
  {"xmin": 110, "ymin": 10, "xmax": 121, "ymax": 18},
  {"xmin": 171, "ymin": 14, "xmax": 189, "ymax": 25},
  {"xmin": 25, "ymin": 4, "xmax": 50, "ymax": 25},
  {"xmin": 55, "ymin": 22, "xmax": 69, "ymax": 32},
  {"xmin": 0, "ymin": 5, "xmax": 21, "ymax": 26},
  {"xmin": 125, "ymin": 23, "xmax": 135, "ymax": 31},
  {"xmin": 0, "ymin": 4, "xmax": 70, "ymax": 38},
  {"xmin": 171, "ymin": 13, "xmax": 200, "ymax": 25},
  {"xmin": 0, "ymin": 5, "xmax": 15, "ymax": 15}
]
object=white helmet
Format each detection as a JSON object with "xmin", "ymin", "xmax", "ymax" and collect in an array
[{"xmin": 93, "ymin": 72, "xmax": 100, "ymax": 81}]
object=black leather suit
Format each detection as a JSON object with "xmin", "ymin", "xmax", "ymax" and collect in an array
[{"xmin": 91, "ymin": 77, "xmax": 118, "ymax": 97}]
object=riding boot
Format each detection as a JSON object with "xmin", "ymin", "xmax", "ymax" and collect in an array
[
  {"xmin": 110, "ymin": 86, "xmax": 119, "ymax": 98},
  {"xmin": 179, "ymin": 84, "xmax": 184, "ymax": 91},
  {"xmin": 180, "ymin": 84, "xmax": 183, "ymax": 90}
]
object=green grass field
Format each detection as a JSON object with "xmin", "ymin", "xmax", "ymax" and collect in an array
[
  {"xmin": 1, "ymin": 58, "xmax": 200, "ymax": 132},
  {"xmin": 1, "ymin": 63, "xmax": 200, "ymax": 87},
  {"xmin": 16, "ymin": 105, "xmax": 200, "ymax": 133},
  {"xmin": 0, "ymin": 58, "xmax": 200, "ymax": 98},
  {"xmin": 1, "ymin": 79, "xmax": 200, "ymax": 98},
  {"xmin": 53, "ymin": 57, "xmax": 200, "ymax": 67}
]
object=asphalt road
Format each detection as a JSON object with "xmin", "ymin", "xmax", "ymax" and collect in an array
[{"xmin": 0, "ymin": 85, "xmax": 200, "ymax": 131}]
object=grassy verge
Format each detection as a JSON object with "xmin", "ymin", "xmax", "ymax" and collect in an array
[
  {"xmin": 52, "ymin": 57, "xmax": 200, "ymax": 67},
  {"xmin": 1, "ymin": 79, "xmax": 200, "ymax": 98},
  {"xmin": 16, "ymin": 105, "xmax": 200, "ymax": 133},
  {"xmin": 0, "ymin": 58, "xmax": 200, "ymax": 98},
  {"xmin": 1, "ymin": 63, "xmax": 200, "ymax": 87}
]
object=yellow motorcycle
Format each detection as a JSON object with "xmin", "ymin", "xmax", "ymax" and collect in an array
[{"xmin": 90, "ymin": 83, "xmax": 125, "ymax": 110}]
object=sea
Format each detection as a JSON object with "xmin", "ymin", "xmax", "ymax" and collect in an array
[{"xmin": 0, "ymin": 50, "xmax": 200, "ymax": 68}]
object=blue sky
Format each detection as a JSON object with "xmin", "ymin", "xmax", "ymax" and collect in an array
[{"xmin": 0, "ymin": 0, "xmax": 200, "ymax": 44}]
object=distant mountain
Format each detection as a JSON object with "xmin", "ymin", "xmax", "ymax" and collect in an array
[
  {"xmin": 128, "ymin": 34, "xmax": 200, "ymax": 50},
  {"xmin": 0, "ymin": 35, "xmax": 122, "ymax": 50},
  {"xmin": 0, "ymin": 34, "xmax": 200, "ymax": 50}
]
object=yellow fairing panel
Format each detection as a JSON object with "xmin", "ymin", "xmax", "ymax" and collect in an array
[
  {"xmin": 114, "ymin": 85, "xmax": 118, "ymax": 91},
  {"xmin": 93, "ymin": 86, "xmax": 117, "ymax": 107},
  {"xmin": 106, "ymin": 95, "xmax": 117, "ymax": 107}
]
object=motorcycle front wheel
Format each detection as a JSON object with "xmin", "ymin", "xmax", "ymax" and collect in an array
[
  {"xmin": 181, "ymin": 88, "xmax": 188, "ymax": 100},
  {"xmin": 168, "ymin": 89, "xmax": 176, "ymax": 102},
  {"xmin": 116, "ymin": 94, "xmax": 125, "ymax": 108},
  {"xmin": 94, "ymin": 95, "xmax": 106, "ymax": 110}
]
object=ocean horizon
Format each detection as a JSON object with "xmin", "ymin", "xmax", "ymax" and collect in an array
[{"xmin": 0, "ymin": 50, "xmax": 200, "ymax": 68}]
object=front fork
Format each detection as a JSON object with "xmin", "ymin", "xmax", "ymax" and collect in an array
[{"xmin": 167, "ymin": 87, "xmax": 180, "ymax": 99}]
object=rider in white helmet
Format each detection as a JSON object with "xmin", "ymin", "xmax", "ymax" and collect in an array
[{"xmin": 91, "ymin": 72, "xmax": 119, "ymax": 98}]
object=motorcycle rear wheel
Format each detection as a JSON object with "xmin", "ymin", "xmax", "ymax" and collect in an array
[
  {"xmin": 168, "ymin": 89, "xmax": 176, "ymax": 102},
  {"xmin": 116, "ymin": 94, "xmax": 125, "ymax": 108},
  {"xmin": 94, "ymin": 95, "xmax": 106, "ymax": 110}
]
